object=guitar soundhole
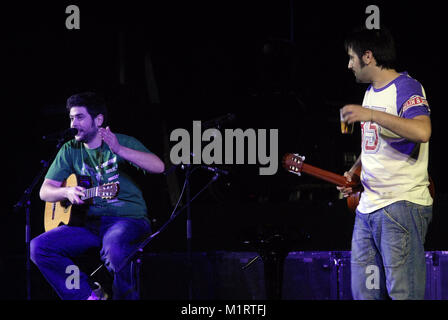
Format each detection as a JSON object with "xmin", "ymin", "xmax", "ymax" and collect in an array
[
  {"xmin": 78, "ymin": 175, "xmax": 92, "ymax": 188},
  {"xmin": 61, "ymin": 199, "xmax": 71, "ymax": 209}
]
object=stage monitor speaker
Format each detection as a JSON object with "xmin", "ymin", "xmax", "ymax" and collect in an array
[
  {"xmin": 138, "ymin": 250, "xmax": 448, "ymax": 300},
  {"xmin": 282, "ymin": 251, "xmax": 352, "ymax": 300},
  {"xmin": 139, "ymin": 251, "xmax": 265, "ymax": 300},
  {"xmin": 425, "ymin": 251, "xmax": 448, "ymax": 300}
]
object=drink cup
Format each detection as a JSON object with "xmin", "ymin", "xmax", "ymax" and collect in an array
[{"xmin": 340, "ymin": 108, "xmax": 354, "ymax": 134}]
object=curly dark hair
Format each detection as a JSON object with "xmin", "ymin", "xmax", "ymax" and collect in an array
[{"xmin": 66, "ymin": 92, "xmax": 108, "ymax": 126}]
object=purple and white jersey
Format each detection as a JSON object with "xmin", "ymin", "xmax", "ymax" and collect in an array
[{"xmin": 358, "ymin": 72, "xmax": 433, "ymax": 213}]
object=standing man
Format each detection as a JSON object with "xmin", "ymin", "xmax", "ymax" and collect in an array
[
  {"xmin": 337, "ymin": 27, "xmax": 433, "ymax": 299},
  {"xmin": 31, "ymin": 92, "xmax": 165, "ymax": 300}
]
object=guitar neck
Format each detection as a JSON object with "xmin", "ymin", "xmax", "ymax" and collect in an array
[
  {"xmin": 81, "ymin": 186, "xmax": 99, "ymax": 201},
  {"xmin": 301, "ymin": 163, "xmax": 354, "ymax": 187}
]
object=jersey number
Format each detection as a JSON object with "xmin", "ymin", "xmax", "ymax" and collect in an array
[{"xmin": 361, "ymin": 122, "xmax": 380, "ymax": 153}]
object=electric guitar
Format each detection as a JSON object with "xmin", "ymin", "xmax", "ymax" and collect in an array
[
  {"xmin": 282, "ymin": 153, "xmax": 435, "ymax": 213},
  {"xmin": 282, "ymin": 153, "xmax": 362, "ymax": 212},
  {"xmin": 44, "ymin": 174, "xmax": 119, "ymax": 231}
]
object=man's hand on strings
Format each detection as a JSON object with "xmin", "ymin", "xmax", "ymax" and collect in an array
[
  {"xmin": 336, "ymin": 171, "xmax": 355, "ymax": 198},
  {"xmin": 65, "ymin": 186, "xmax": 86, "ymax": 205}
]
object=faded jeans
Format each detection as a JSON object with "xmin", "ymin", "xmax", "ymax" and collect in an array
[
  {"xmin": 351, "ymin": 200, "xmax": 432, "ymax": 300},
  {"xmin": 30, "ymin": 216, "xmax": 151, "ymax": 300}
]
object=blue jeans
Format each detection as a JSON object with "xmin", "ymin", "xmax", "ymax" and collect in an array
[
  {"xmin": 30, "ymin": 216, "xmax": 151, "ymax": 300},
  {"xmin": 350, "ymin": 200, "xmax": 432, "ymax": 300}
]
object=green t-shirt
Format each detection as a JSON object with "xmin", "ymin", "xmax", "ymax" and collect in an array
[{"xmin": 45, "ymin": 133, "xmax": 152, "ymax": 219}]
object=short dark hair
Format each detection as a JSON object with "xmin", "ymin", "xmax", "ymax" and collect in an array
[
  {"xmin": 66, "ymin": 92, "xmax": 108, "ymax": 125},
  {"xmin": 344, "ymin": 26, "xmax": 396, "ymax": 70}
]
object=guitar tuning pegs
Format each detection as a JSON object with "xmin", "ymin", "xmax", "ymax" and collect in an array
[
  {"xmin": 293, "ymin": 153, "xmax": 305, "ymax": 162},
  {"xmin": 288, "ymin": 166, "xmax": 301, "ymax": 176}
]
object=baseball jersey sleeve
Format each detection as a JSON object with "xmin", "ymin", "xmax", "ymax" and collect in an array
[{"xmin": 396, "ymin": 77, "xmax": 431, "ymax": 119}]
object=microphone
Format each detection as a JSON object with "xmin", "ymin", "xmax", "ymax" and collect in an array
[{"xmin": 42, "ymin": 128, "xmax": 78, "ymax": 141}]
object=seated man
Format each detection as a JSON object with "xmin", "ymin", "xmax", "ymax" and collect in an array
[{"xmin": 31, "ymin": 92, "xmax": 165, "ymax": 300}]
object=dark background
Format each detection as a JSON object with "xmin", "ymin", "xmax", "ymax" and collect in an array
[{"xmin": 2, "ymin": 1, "xmax": 447, "ymax": 299}]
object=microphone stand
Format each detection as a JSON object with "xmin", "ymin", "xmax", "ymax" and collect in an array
[
  {"xmin": 13, "ymin": 136, "xmax": 67, "ymax": 300},
  {"xmin": 185, "ymin": 164, "xmax": 193, "ymax": 300},
  {"xmin": 111, "ymin": 165, "xmax": 223, "ymax": 299},
  {"xmin": 109, "ymin": 117, "xmax": 234, "ymax": 298}
]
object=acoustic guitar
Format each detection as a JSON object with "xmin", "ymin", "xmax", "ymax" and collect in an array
[
  {"xmin": 44, "ymin": 174, "xmax": 119, "ymax": 231},
  {"xmin": 282, "ymin": 153, "xmax": 435, "ymax": 213}
]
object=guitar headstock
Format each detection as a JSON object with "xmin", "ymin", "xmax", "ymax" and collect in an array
[
  {"xmin": 282, "ymin": 153, "xmax": 305, "ymax": 176},
  {"xmin": 98, "ymin": 183, "xmax": 119, "ymax": 199}
]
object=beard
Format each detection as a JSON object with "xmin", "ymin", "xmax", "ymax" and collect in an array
[
  {"xmin": 354, "ymin": 63, "xmax": 369, "ymax": 83},
  {"xmin": 76, "ymin": 125, "xmax": 98, "ymax": 143}
]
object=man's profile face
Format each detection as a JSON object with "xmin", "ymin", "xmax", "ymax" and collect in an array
[
  {"xmin": 69, "ymin": 106, "xmax": 101, "ymax": 143},
  {"xmin": 347, "ymin": 47, "xmax": 368, "ymax": 83}
]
